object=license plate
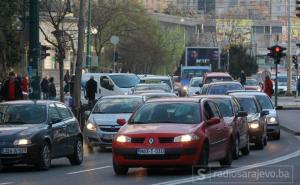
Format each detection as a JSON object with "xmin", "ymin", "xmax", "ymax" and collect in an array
[
  {"xmin": 137, "ymin": 148, "xmax": 165, "ymax": 155},
  {"xmin": 102, "ymin": 134, "xmax": 115, "ymax": 140},
  {"xmin": 1, "ymin": 148, "xmax": 27, "ymax": 154}
]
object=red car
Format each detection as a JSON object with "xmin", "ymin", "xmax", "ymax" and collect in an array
[
  {"xmin": 198, "ymin": 95, "xmax": 250, "ymax": 159},
  {"xmin": 112, "ymin": 98, "xmax": 233, "ymax": 175}
]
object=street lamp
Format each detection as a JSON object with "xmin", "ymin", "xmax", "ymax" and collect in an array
[
  {"xmin": 180, "ymin": 18, "xmax": 186, "ymax": 47},
  {"xmin": 86, "ymin": 0, "xmax": 92, "ymax": 71}
]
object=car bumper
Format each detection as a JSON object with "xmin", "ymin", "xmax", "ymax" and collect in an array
[
  {"xmin": 248, "ymin": 128, "xmax": 264, "ymax": 143},
  {"xmin": 113, "ymin": 142, "xmax": 201, "ymax": 167},
  {"xmin": 85, "ymin": 130, "xmax": 117, "ymax": 147},
  {"xmin": 0, "ymin": 144, "xmax": 41, "ymax": 165},
  {"xmin": 267, "ymin": 124, "xmax": 280, "ymax": 135}
]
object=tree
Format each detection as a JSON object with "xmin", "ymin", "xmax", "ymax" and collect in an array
[
  {"xmin": 227, "ymin": 45, "xmax": 258, "ymax": 78},
  {"xmin": 40, "ymin": 0, "xmax": 76, "ymax": 102}
]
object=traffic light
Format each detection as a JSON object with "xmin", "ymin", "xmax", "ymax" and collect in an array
[
  {"xmin": 296, "ymin": 0, "xmax": 300, "ymax": 17},
  {"xmin": 40, "ymin": 45, "xmax": 51, "ymax": 60},
  {"xmin": 293, "ymin": 55, "xmax": 298, "ymax": 70},
  {"xmin": 267, "ymin": 45, "xmax": 286, "ymax": 64}
]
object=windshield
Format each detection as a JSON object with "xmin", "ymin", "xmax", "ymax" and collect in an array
[
  {"xmin": 134, "ymin": 84, "xmax": 171, "ymax": 92},
  {"xmin": 245, "ymin": 79, "xmax": 258, "ymax": 86},
  {"xmin": 130, "ymin": 102, "xmax": 201, "ymax": 124},
  {"xmin": 93, "ymin": 98, "xmax": 143, "ymax": 114},
  {"xmin": 214, "ymin": 99, "xmax": 233, "ymax": 117},
  {"xmin": 255, "ymin": 95, "xmax": 274, "ymax": 110},
  {"xmin": 140, "ymin": 79, "xmax": 172, "ymax": 89},
  {"xmin": 206, "ymin": 76, "xmax": 233, "ymax": 83},
  {"xmin": 207, "ymin": 84, "xmax": 243, "ymax": 95},
  {"xmin": 109, "ymin": 74, "xmax": 140, "ymax": 88},
  {"xmin": 190, "ymin": 78, "xmax": 202, "ymax": 87},
  {"xmin": 236, "ymin": 98, "xmax": 258, "ymax": 114},
  {"xmin": 0, "ymin": 104, "xmax": 47, "ymax": 125},
  {"xmin": 182, "ymin": 69, "xmax": 208, "ymax": 80}
]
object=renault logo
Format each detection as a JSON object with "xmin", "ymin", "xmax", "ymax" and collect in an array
[{"xmin": 148, "ymin": 138, "xmax": 154, "ymax": 144}]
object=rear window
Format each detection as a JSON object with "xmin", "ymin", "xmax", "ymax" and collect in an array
[
  {"xmin": 190, "ymin": 78, "xmax": 202, "ymax": 87},
  {"xmin": 214, "ymin": 99, "xmax": 233, "ymax": 117},
  {"xmin": 130, "ymin": 102, "xmax": 201, "ymax": 124},
  {"xmin": 140, "ymin": 79, "xmax": 172, "ymax": 89},
  {"xmin": 207, "ymin": 84, "xmax": 243, "ymax": 95},
  {"xmin": 206, "ymin": 76, "xmax": 233, "ymax": 83}
]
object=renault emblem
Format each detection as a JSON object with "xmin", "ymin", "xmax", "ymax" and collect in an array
[{"xmin": 148, "ymin": 138, "xmax": 154, "ymax": 144}]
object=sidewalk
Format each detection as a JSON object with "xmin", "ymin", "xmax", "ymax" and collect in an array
[
  {"xmin": 272, "ymin": 96, "xmax": 300, "ymax": 109},
  {"xmin": 277, "ymin": 110, "xmax": 300, "ymax": 135}
]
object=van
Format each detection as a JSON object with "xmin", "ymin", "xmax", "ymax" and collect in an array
[{"xmin": 81, "ymin": 73, "xmax": 140, "ymax": 104}]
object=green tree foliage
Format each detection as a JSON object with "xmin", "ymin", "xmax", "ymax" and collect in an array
[{"xmin": 227, "ymin": 45, "xmax": 258, "ymax": 78}]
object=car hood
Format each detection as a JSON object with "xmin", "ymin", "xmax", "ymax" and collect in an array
[
  {"xmin": 89, "ymin": 113, "xmax": 132, "ymax": 126},
  {"xmin": 247, "ymin": 113, "xmax": 260, "ymax": 123},
  {"xmin": 120, "ymin": 123, "xmax": 199, "ymax": 135},
  {"xmin": 0, "ymin": 124, "xmax": 44, "ymax": 139}
]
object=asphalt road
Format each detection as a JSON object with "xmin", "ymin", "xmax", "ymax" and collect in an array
[{"xmin": 1, "ymin": 111, "xmax": 300, "ymax": 185}]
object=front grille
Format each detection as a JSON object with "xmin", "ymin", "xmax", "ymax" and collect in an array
[
  {"xmin": 99, "ymin": 127, "xmax": 120, "ymax": 132},
  {"xmin": 131, "ymin": 138, "xmax": 145, "ymax": 143},
  {"xmin": 101, "ymin": 138, "xmax": 113, "ymax": 143},
  {"xmin": 159, "ymin": 137, "xmax": 174, "ymax": 143},
  {"xmin": 124, "ymin": 154, "xmax": 180, "ymax": 160}
]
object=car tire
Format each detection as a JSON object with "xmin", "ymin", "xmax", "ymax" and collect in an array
[
  {"xmin": 195, "ymin": 145, "xmax": 209, "ymax": 174},
  {"xmin": 219, "ymin": 139, "xmax": 232, "ymax": 167},
  {"xmin": 232, "ymin": 137, "xmax": 239, "ymax": 160},
  {"xmin": 255, "ymin": 136, "xmax": 264, "ymax": 150},
  {"xmin": 274, "ymin": 131, "xmax": 281, "ymax": 140},
  {"xmin": 68, "ymin": 137, "xmax": 83, "ymax": 165},
  {"xmin": 36, "ymin": 142, "xmax": 51, "ymax": 170},
  {"xmin": 113, "ymin": 160, "xmax": 128, "ymax": 175},
  {"xmin": 241, "ymin": 136, "xmax": 250, "ymax": 156}
]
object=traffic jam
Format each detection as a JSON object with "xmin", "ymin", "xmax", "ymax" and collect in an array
[{"xmin": 0, "ymin": 72, "xmax": 280, "ymax": 176}]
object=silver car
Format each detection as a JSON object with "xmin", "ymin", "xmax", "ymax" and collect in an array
[{"xmin": 84, "ymin": 95, "xmax": 144, "ymax": 149}]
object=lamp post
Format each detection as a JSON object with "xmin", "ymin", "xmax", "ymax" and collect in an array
[
  {"xmin": 181, "ymin": 18, "xmax": 186, "ymax": 47},
  {"xmin": 86, "ymin": 0, "xmax": 92, "ymax": 71}
]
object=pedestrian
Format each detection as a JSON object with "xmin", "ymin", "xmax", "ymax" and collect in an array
[
  {"xmin": 48, "ymin": 77, "xmax": 56, "ymax": 100},
  {"xmin": 264, "ymin": 75, "xmax": 273, "ymax": 98},
  {"xmin": 85, "ymin": 76, "xmax": 97, "ymax": 109},
  {"xmin": 40, "ymin": 76, "xmax": 49, "ymax": 100},
  {"xmin": 0, "ymin": 72, "xmax": 23, "ymax": 101},
  {"xmin": 21, "ymin": 74, "xmax": 29, "ymax": 100},
  {"xmin": 64, "ymin": 70, "xmax": 70, "ymax": 94},
  {"xmin": 240, "ymin": 70, "xmax": 246, "ymax": 86}
]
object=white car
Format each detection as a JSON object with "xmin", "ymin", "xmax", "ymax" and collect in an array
[
  {"xmin": 139, "ymin": 75, "xmax": 174, "ymax": 92},
  {"xmin": 188, "ymin": 77, "xmax": 203, "ymax": 96},
  {"xmin": 84, "ymin": 95, "xmax": 145, "ymax": 150}
]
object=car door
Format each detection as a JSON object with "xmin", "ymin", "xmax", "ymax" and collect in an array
[
  {"xmin": 56, "ymin": 103, "xmax": 79, "ymax": 155},
  {"xmin": 232, "ymin": 98, "xmax": 248, "ymax": 147},
  {"xmin": 48, "ymin": 103, "xmax": 67, "ymax": 158}
]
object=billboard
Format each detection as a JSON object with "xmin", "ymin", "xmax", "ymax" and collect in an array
[{"xmin": 185, "ymin": 47, "xmax": 220, "ymax": 70}]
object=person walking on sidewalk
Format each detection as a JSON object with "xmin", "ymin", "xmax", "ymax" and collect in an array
[
  {"xmin": 86, "ymin": 76, "xmax": 97, "ymax": 109},
  {"xmin": 48, "ymin": 77, "xmax": 56, "ymax": 100},
  {"xmin": 40, "ymin": 76, "xmax": 49, "ymax": 100},
  {"xmin": 1, "ymin": 72, "xmax": 23, "ymax": 101},
  {"xmin": 264, "ymin": 75, "xmax": 273, "ymax": 98},
  {"xmin": 240, "ymin": 70, "xmax": 246, "ymax": 86},
  {"xmin": 64, "ymin": 70, "xmax": 70, "ymax": 94}
]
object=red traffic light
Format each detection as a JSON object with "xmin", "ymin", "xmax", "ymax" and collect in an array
[{"xmin": 275, "ymin": 47, "xmax": 281, "ymax": 53}]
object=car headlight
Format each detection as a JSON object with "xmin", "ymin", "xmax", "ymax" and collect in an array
[
  {"xmin": 267, "ymin": 117, "xmax": 277, "ymax": 124},
  {"xmin": 14, "ymin": 139, "xmax": 31, "ymax": 145},
  {"xmin": 257, "ymin": 87, "xmax": 261, "ymax": 91},
  {"xmin": 249, "ymin": 123, "xmax": 259, "ymax": 129},
  {"xmin": 183, "ymin": 86, "xmax": 188, "ymax": 91},
  {"xmin": 86, "ymin": 122, "xmax": 97, "ymax": 131},
  {"xmin": 115, "ymin": 135, "xmax": 131, "ymax": 143},
  {"xmin": 174, "ymin": 134, "xmax": 199, "ymax": 142}
]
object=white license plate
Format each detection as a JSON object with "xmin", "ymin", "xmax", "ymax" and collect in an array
[
  {"xmin": 137, "ymin": 148, "xmax": 165, "ymax": 155},
  {"xmin": 102, "ymin": 134, "xmax": 115, "ymax": 140},
  {"xmin": 1, "ymin": 148, "xmax": 27, "ymax": 154}
]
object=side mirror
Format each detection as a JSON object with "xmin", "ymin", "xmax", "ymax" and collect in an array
[
  {"xmin": 117, "ymin": 118, "xmax": 127, "ymax": 126},
  {"xmin": 237, "ymin": 111, "xmax": 248, "ymax": 117},
  {"xmin": 50, "ymin": 118, "xmax": 62, "ymax": 125},
  {"xmin": 207, "ymin": 117, "xmax": 220, "ymax": 125},
  {"xmin": 260, "ymin": 110, "xmax": 269, "ymax": 116}
]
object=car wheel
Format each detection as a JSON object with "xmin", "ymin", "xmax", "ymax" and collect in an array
[
  {"xmin": 255, "ymin": 136, "xmax": 264, "ymax": 150},
  {"xmin": 241, "ymin": 135, "xmax": 250, "ymax": 156},
  {"xmin": 232, "ymin": 137, "xmax": 239, "ymax": 160},
  {"xmin": 195, "ymin": 145, "xmax": 209, "ymax": 174},
  {"xmin": 219, "ymin": 139, "xmax": 232, "ymax": 167},
  {"xmin": 274, "ymin": 131, "xmax": 281, "ymax": 140},
  {"xmin": 113, "ymin": 160, "xmax": 128, "ymax": 175},
  {"xmin": 68, "ymin": 137, "xmax": 83, "ymax": 165},
  {"xmin": 36, "ymin": 142, "xmax": 51, "ymax": 170}
]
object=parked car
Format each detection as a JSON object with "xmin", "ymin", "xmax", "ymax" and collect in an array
[
  {"xmin": 201, "ymin": 72, "xmax": 233, "ymax": 85},
  {"xmin": 132, "ymin": 83, "xmax": 172, "ymax": 94},
  {"xmin": 228, "ymin": 91, "xmax": 280, "ymax": 140},
  {"xmin": 188, "ymin": 77, "xmax": 203, "ymax": 96},
  {"xmin": 139, "ymin": 92, "xmax": 177, "ymax": 101},
  {"xmin": 198, "ymin": 95, "xmax": 249, "ymax": 159},
  {"xmin": 112, "ymin": 97, "xmax": 233, "ymax": 175},
  {"xmin": 200, "ymin": 82, "xmax": 244, "ymax": 95},
  {"xmin": 230, "ymin": 95, "xmax": 269, "ymax": 149},
  {"xmin": 84, "ymin": 95, "xmax": 145, "ymax": 150},
  {"xmin": 0, "ymin": 101, "xmax": 83, "ymax": 170},
  {"xmin": 244, "ymin": 78, "xmax": 261, "ymax": 91}
]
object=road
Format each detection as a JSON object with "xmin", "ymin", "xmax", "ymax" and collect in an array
[{"xmin": 1, "ymin": 111, "xmax": 300, "ymax": 185}]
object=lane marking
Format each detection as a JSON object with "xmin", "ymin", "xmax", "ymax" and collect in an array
[
  {"xmin": 152, "ymin": 149, "xmax": 300, "ymax": 185},
  {"xmin": 0, "ymin": 183, "xmax": 14, "ymax": 185},
  {"xmin": 66, "ymin": 166, "xmax": 112, "ymax": 175}
]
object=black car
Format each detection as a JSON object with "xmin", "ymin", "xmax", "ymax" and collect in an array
[
  {"xmin": 0, "ymin": 101, "xmax": 83, "ymax": 170},
  {"xmin": 231, "ymin": 95, "xmax": 269, "ymax": 149}
]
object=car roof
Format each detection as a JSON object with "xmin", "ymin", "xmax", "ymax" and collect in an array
[
  {"xmin": 194, "ymin": 95, "xmax": 232, "ymax": 99},
  {"xmin": 146, "ymin": 97, "xmax": 202, "ymax": 103},
  {"xmin": 101, "ymin": 95, "xmax": 143, "ymax": 99},
  {"xmin": 230, "ymin": 94, "xmax": 256, "ymax": 99},
  {"xmin": 139, "ymin": 92, "xmax": 176, "ymax": 96},
  {"xmin": 206, "ymin": 81, "xmax": 242, "ymax": 86},
  {"xmin": 205, "ymin": 72, "xmax": 231, "ymax": 77},
  {"xmin": 0, "ymin": 100, "xmax": 58, "ymax": 105},
  {"xmin": 191, "ymin": 77, "xmax": 203, "ymax": 80},
  {"xmin": 227, "ymin": 90, "xmax": 267, "ymax": 96},
  {"xmin": 82, "ymin": 73, "xmax": 136, "ymax": 77},
  {"xmin": 140, "ymin": 76, "xmax": 171, "ymax": 80},
  {"xmin": 136, "ymin": 83, "xmax": 169, "ymax": 87}
]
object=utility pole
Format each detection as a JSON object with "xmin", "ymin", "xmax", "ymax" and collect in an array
[
  {"xmin": 28, "ymin": 0, "xmax": 40, "ymax": 99},
  {"xmin": 85, "ymin": 0, "xmax": 92, "ymax": 71},
  {"xmin": 287, "ymin": 0, "xmax": 293, "ymax": 95}
]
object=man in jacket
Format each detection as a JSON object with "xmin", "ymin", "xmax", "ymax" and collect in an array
[
  {"xmin": 86, "ymin": 76, "xmax": 97, "ymax": 108},
  {"xmin": 1, "ymin": 72, "xmax": 23, "ymax": 101}
]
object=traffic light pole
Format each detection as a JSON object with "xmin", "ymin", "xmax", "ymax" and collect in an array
[
  {"xmin": 28, "ymin": 0, "xmax": 41, "ymax": 99},
  {"xmin": 275, "ymin": 62, "xmax": 278, "ymax": 107},
  {"xmin": 85, "ymin": 0, "xmax": 91, "ymax": 71}
]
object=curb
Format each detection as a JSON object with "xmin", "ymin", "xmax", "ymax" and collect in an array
[
  {"xmin": 276, "ymin": 106, "xmax": 300, "ymax": 110},
  {"xmin": 280, "ymin": 125, "xmax": 300, "ymax": 136}
]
